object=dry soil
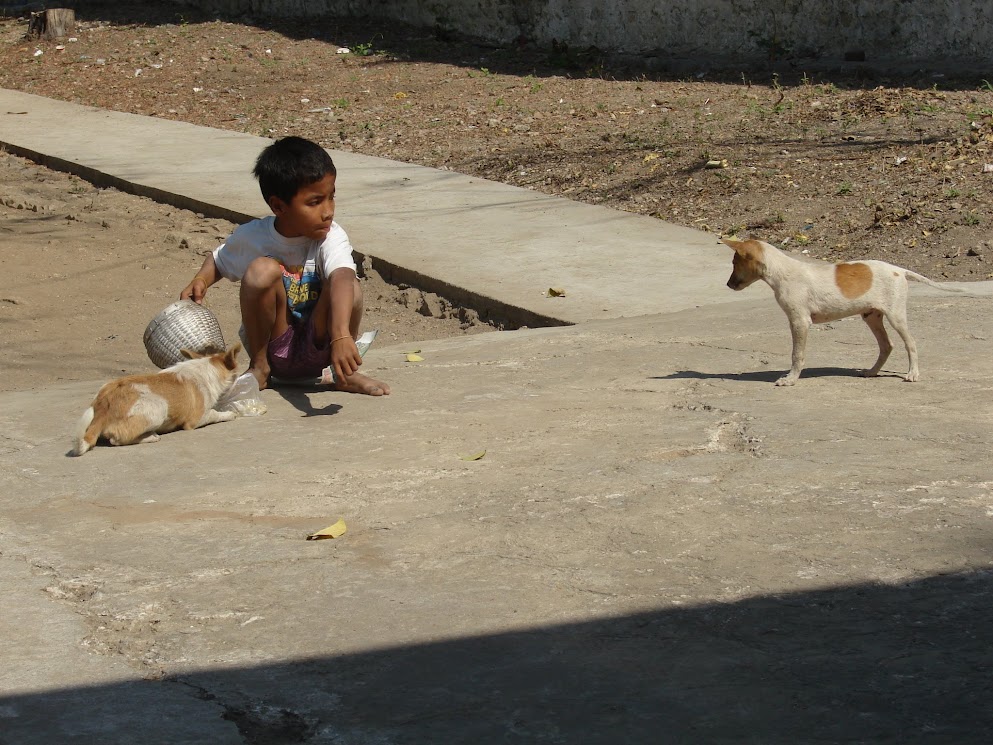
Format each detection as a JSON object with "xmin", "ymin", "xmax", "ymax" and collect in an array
[{"xmin": 2, "ymin": 3, "xmax": 992, "ymax": 283}]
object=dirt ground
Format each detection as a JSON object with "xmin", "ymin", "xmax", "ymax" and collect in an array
[
  {"xmin": 0, "ymin": 150, "xmax": 487, "ymax": 392},
  {"xmin": 2, "ymin": 3, "xmax": 993, "ymax": 285}
]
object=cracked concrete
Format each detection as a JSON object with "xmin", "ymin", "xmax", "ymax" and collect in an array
[{"xmin": 2, "ymin": 89, "xmax": 993, "ymax": 743}]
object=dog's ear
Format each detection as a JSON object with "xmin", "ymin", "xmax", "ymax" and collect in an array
[
  {"xmin": 222, "ymin": 343, "xmax": 241, "ymax": 370},
  {"xmin": 722, "ymin": 239, "xmax": 765, "ymax": 260},
  {"xmin": 180, "ymin": 348, "xmax": 204, "ymax": 360}
]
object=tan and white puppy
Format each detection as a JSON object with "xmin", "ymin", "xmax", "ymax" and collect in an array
[
  {"xmin": 72, "ymin": 344, "xmax": 241, "ymax": 455},
  {"xmin": 724, "ymin": 239, "xmax": 959, "ymax": 386}
]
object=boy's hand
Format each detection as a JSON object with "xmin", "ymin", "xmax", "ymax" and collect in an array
[
  {"xmin": 331, "ymin": 336, "xmax": 362, "ymax": 382},
  {"xmin": 180, "ymin": 277, "xmax": 208, "ymax": 304}
]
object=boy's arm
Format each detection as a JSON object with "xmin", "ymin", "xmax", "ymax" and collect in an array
[
  {"xmin": 329, "ymin": 268, "xmax": 361, "ymax": 381},
  {"xmin": 180, "ymin": 254, "xmax": 221, "ymax": 303}
]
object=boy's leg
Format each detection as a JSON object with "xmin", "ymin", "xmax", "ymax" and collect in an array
[
  {"xmin": 239, "ymin": 257, "xmax": 290, "ymax": 390},
  {"xmin": 313, "ymin": 277, "xmax": 391, "ymax": 396}
]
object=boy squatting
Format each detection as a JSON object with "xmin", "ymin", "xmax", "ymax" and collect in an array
[{"xmin": 180, "ymin": 136, "xmax": 390, "ymax": 397}]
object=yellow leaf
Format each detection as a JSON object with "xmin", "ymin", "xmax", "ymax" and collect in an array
[
  {"xmin": 406, "ymin": 353, "xmax": 424, "ymax": 362},
  {"xmin": 643, "ymin": 153, "xmax": 660, "ymax": 163},
  {"xmin": 394, "ymin": 91, "xmax": 407, "ymax": 99},
  {"xmin": 546, "ymin": 287, "xmax": 566, "ymax": 297},
  {"xmin": 460, "ymin": 450, "xmax": 486, "ymax": 461},
  {"xmin": 306, "ymin": 518, "xmax": 347, "ymax": 540}
]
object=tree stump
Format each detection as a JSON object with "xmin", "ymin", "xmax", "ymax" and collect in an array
[{"xmin": 29, "ymin": 8, "xmax": 75, "ymax": 40}]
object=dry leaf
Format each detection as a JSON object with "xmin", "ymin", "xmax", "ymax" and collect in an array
[
  {"xmin": 460, "ymin": 450, "xmax": 486, "ymax": 461},
  {"xmin": 406, "ymin": 353, "xmax": 424, "ymax": 362},
  {"xmin": 306, "ymin": 518, "xmax": 347, "ymax": 540},
  {"xmin": 546, "ymin": 287, "xmax": 566, "ymax": 297}
]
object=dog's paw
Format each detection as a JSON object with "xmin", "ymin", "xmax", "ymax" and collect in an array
[
  {"xmin": 904, "ymin": 371, "xmax": 920, "ymax": 382},
  {"xmin": 774, "ymin": 375, "xmax": 798, "ymax": 386}
]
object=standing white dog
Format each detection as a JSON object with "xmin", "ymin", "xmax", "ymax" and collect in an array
[
  {"xmin": 72, "ymin": 344, "xmax": 241, "ymax": 455},
  {"xmin": 723, "ymin": 239, "xmax": 960, "ymax": 386}
]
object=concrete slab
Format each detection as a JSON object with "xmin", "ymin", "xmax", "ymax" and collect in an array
[
  {"xmin": 4, "ymin": 294, "xmax": 993, "ymax": 742},
  {"xmin": 0, "ymin": 88, "xmax": 732, "ymax": 329},
  {"xmin": 1, "ymin": 89, "xmax": 993, "ymax": 743}
]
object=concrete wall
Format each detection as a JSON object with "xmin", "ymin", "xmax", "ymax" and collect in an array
[{"xmin": 170, "ymin": 0, "xmax": 993, "ymax": 71}]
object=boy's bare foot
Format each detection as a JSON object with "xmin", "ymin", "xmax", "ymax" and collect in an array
[
  {"xmin": 334, "ymin": 371, "xmax": 391, "ymax": 396},
  {"xmin": 247, "ymin": 365, "xmax": 270, "ymax": 391}
]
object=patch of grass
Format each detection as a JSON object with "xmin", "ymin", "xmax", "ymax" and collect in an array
[
  {"xmin": 944, "ymin": 187, "xmax": 961, "ymax": 198},
  {"xmin": 836, "ymin": 182, "xmax": 853, "ymax": 195},
  {"xmin": 524, "ymin": 75, "xmax": 543, "ymax": 94},
  {"xmin": 773, "ymin": 99, "xmax": 793, "ymax": 115},
  {"xmin": 333, "ymin": 98, "xmax": 349, "ymax": 109},
  {"xmin": 960, "ymin": 211, "xmax": 981, "ymax": 226}
]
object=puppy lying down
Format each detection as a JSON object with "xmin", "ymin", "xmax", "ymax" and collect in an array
[{"xmin": 72, "ymin": 344, "xmax": 241, "ymax": 455}]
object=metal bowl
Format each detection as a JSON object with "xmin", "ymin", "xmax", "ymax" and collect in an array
[{"xmin": 143, "ymin": 300, "xmax": 226, "ymax": 369}]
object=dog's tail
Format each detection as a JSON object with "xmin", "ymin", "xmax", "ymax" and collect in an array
[
  {"xmin": 905, "ymin": 270, "xmax": 965, "ymax": 292},
  {"xmin": 71, "ymin": 406, "xmax": 98, "ymax": 456}
]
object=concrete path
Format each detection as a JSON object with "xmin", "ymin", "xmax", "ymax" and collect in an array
[{"xmin": 2, "ymin": 89, "xmax": 993, "ymax": 744}]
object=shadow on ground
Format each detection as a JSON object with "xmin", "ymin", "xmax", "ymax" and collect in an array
[
  {"xmin": 270, "ymin": 386, "xmax": 344, "ymax": 418},
  {"xmin": 5, "ymin": 569, "xmax": 992, "ymax": 744},
  {"xmin": 654, "ymin": 366, "xmax": 908, "ymax": 383}
]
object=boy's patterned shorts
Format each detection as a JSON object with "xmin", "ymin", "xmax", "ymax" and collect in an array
[{"xmin": 267, "ymin": 315, "xmax": 330, "ymax": 381}]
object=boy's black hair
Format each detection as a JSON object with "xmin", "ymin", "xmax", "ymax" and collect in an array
[{"xmin": 253, "ymin": 136, "xmax": 336, "ymax": 205}]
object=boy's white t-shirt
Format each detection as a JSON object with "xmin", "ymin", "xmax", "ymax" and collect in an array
[{"xmin": 212, "ymin": 216, "xmax": 357, "ymax": 320}]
